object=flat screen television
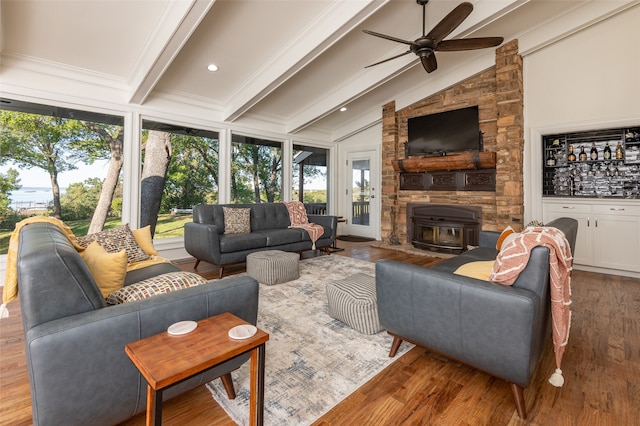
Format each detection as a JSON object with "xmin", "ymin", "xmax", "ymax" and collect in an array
[{"xmin": 406, "ymin": 106, "xmax": 482, "ymax": 156}]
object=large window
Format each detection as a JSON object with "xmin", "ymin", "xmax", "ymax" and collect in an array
[
  {"xmin": 140, "ymin": 120, "xmax": 220, "ymax": 239},
  {"xmin": 292, "ymin": 144, "xmax": 329, "ymax": 214},
  {"xmin": 230, "ymin": 134, "xmax": 282, "ymax": 204},
  {"xmin": 0, "ymin": 98, "xmax": 124, "ymax": 253}
]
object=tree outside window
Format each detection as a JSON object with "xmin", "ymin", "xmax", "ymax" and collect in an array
[
  {"xmin": 292, "ymin": 144, "xmax": 328, "ymax": 214},
  {"xmin": 140, "ymin": 121, "xmax": 220, "ymax": 239},
  {"xmin": 1, "ymin": 99, "xmax": 124, "ymax": 253},
  {"xmin": 230, "ymin": 134, "xmax": 282, "ymax": 204}
]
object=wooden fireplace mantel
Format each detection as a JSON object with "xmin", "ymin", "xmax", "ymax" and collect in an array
[{"xmin": 392, "ymin": 151, "xmax": 496, "ymax": 173}]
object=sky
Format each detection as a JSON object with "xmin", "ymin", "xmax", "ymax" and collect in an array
[{"xmin": 1, "ymin": 159, "xmax": 110, "ymax": 189}]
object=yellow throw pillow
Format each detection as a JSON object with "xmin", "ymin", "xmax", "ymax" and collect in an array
[
  {"xmin": 132, "ymin": 225, "xmax": 159, "ymax": 256},
  {"xmin": 496, "ymin": 226, "xmax": 515, "ymax": 251},
  {"xmin": 453, "ymin": 261, "xmax": 496, "ymax": 281},
  {"xmin": 81, "ymin": 241, "xmax": 127, "ymax": 298}
]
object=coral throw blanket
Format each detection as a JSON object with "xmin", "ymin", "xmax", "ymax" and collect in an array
[
  {"xmin": 489, "ymin": 226, "xmax": 573, "ymax": 387},
  {"xmin": 284, "ymin": 201, "xmax": 324, "ymax": 250}
]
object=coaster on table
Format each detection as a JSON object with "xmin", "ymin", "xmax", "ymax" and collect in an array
[
  {"xmin": 168, "ymin": 320, "xmax": 198, "ymax": 336},
  {"xmin": 228, "ymin": 324, "xmax": 257, "ymax": 340}
]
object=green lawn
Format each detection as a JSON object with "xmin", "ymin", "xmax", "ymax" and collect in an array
[{"xmin": 0, "ymin": 214, "xmax": 192, "ymax": 254}]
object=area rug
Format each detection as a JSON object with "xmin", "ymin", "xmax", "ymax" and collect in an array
[{"xmin": 206, "ymin": 255, "xmax": 413, "ymax": 425}]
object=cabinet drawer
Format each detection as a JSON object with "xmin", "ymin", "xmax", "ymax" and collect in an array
[
  {"xmin": 544, "ymin": 202, "xmax": 592, "ymax": 215},
  {"xmin": 592, "ymin": 204, "xmax": 640, "ymax": 217}
]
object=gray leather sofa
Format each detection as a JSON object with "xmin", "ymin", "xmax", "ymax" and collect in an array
[
  {"xmin": 185, "ymin": 203, "xmax": 337, "ymax": 278},
  {"xmin": 375, "ymin": 217, "xmax": 578, "ymax": 419},
  {"xmin": 17, "ymin": 222, "xmax": 259, "ymax": 426}
]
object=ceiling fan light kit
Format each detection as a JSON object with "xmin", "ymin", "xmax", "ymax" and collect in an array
[{"xmin": 364, "ymin": 0, "xmax": 504, "ymax": 73}]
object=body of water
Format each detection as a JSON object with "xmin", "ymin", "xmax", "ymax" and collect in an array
[{"xmin": 7, "ymin": 187, "xmax": 65, "ymax": 210}]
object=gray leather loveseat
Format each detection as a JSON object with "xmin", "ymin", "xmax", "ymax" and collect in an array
[
  {"xmin": 375, "ymin": 217, "xmax": 578, "ymax": 419},
  {"xmin": 185, "ymin": 203, "xmax": 337, "ymax": 278},
  {"xmin": 17, "ymin": 222, "xmax": 259, "ymax": 426}
]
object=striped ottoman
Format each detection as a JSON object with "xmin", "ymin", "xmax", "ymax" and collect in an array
[
  {"xmin": 246, "ymin": 250, "xmax": 300, "ymax": 285},
  {"xmin": 326, "ymin": 273, "xmax": 382, "ymax": 335}
]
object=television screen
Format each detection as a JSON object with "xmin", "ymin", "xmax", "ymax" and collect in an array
[{"xmin": 406, "ymin": 106, "xmax": 481, "ymax": 156}]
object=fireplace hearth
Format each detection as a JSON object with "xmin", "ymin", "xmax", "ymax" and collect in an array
[{"xmin": 407, "ymin": 203, "xmax": 482, "ymax": 254}]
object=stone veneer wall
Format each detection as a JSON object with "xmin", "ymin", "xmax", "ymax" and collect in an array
[{"xmin": 381, "ymin": 40, "xmax": 524, "ymax": 244}]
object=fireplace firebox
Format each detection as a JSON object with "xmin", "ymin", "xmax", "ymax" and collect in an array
[{"xmin": 407, "ymin": 203, "xmax": 482, "ymax": 254}]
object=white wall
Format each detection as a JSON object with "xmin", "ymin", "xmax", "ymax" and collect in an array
[{"xmin": 523, "ymin": 4, "xmax": 640, "ymax": 221}]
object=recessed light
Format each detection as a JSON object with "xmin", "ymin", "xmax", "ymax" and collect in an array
[
  {"xmin": 340, "ymin": 107, "xmax": 347, "ymax": 112},
  {"xmin": 207, "ymin": 64, "xmax": 219, "ymax": 72}
]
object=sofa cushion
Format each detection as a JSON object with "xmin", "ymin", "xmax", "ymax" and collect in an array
[
  {"xmin": 80, "ymin": 241, "xmax": 127, "ymax": 298},
  {"xmin": 124, "ymin": 262, "xmax": 180, "ymax": 286},
  {"xmin": 431, "ymin": 247, "xmax": 498, "ymax": 274},
  {"xmin": 105, "ymin": 271, "xmax": 207, "ymax": 304},
  {"xmin": 255, "ymin": 229, "xmax": 306, "ymax": 246},
  {"xmin": 77, "ymin": 224, "xmax": 151, "ymax": 264},
  {"xmin": 219, "ymin": 233, "xmax": 267, "ymax": 253},
  {"xmin": 223, "ymin": 207, "xmax": 251, "ymax": 234}
]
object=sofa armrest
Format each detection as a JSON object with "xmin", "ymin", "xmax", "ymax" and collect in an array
[
  {"xmin": 184, "ymin": 222, "xmax": 222, "ymax": 264},
  {"xmin": 24, "ymin": 275, "xmax": 259, "ymax": 426},
  {"xmin": 479, "ymin": 230, "xmax": 500, "ymax": 248},
  {"xmin": 375, "ymin": 259, "xmax": 540, "ymax": 386},
  {"xmin": 308, "ymin": 214, "xmax": 338, "ymax": 242}
]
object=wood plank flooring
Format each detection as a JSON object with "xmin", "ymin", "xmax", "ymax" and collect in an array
[{"xmin": 1, "ymin": 241, "xmax": 638, "ymax": 425}]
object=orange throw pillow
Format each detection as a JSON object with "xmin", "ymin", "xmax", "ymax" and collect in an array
[{"xmin": 496, "ymin": 226, "xmax": 515, "ymax": 251}]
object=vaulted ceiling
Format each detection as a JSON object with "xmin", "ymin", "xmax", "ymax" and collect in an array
[{"xmin": 1, "ymin": 0, "xmax": 637, "ymax": 141}]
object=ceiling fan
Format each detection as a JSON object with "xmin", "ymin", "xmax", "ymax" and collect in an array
[{"xmin": 363, "ymin": 0, "xmax": 503, "ymax": 73}]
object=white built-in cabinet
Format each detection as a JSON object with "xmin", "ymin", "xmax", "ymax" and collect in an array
[{"xmin": 543, "ymin": 199, "xmax": 640, "ymax": 276}]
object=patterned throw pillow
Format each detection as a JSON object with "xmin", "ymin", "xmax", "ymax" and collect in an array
[
  {"xmin": 77, "ymin": 224, "xmax": 151, "ymax": 264},
  {"xmin": 223, "ymin": 207, "xmax": 251, "ymax": 234},
  {"xmin": 105, "ymin": 271, "xmax": 207, "ymax": 305}
]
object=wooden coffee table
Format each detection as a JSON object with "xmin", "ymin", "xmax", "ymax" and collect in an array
[{"xmin": 125, "ymin": 312, "xmax": 269, "ymax": 426}]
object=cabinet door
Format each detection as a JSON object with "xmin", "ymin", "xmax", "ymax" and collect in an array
[
  {"xmin": 593, "ymin": 215, "xmax": 640, "ymax": 272},
  {"xmin": 543, "ymin": 204, "xmax": 593, "ymax": 266}
]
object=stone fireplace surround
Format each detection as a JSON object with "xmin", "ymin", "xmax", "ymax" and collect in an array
[{"xmin": 380, "ymin": 40, "xmax": 524, "ymax": 248}]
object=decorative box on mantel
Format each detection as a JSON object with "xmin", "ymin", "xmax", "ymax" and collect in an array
[{"xmin": 395, "ymin": 151, "xmax": 497, "ymax": 191}]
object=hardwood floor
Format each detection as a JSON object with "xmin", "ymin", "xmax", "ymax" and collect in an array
[{"xmin": 1, "ymin": 241, "xmax": 639, "ymax": 425}]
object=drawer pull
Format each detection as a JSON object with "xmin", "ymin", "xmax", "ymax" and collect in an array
[
  {"xmin": 561, "ymin": 206, "xmax": 575, "ymax": 209},
  {"xmin": 609, "ymin": 208, "xmax": 625, "ymax": 211}
]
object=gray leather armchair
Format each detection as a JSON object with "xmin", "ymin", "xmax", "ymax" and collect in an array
[{"xmin": 375, "ymin": 217, "xmax": 578, "ymax": 419}]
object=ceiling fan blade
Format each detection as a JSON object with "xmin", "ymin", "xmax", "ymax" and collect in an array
[
  {"xmin": 426, "ymin": 2, "xmax": 473, "ymax": 44},
  {"xmin": 362, "ymin": 29, "xmax": 414, "ymax": 46},
  {"xmin": 365, "ymin": 50, "xmax": 412, "ymax": 68},
  {"xmin": 437, "ymin": 37, "xmax": 504, "ymax": 51},
  {"xmin": 420, "ymin": 52, "xmax": 438, "ymax": 73}
]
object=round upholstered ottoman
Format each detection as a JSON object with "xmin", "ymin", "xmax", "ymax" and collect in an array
[
  {"xmin": 326, "ymin": 273, "xmax": 382, "ymax": 335},
  {"xmin": 246, "ymin": 250, "xmax": 300, "ymax": 285}
]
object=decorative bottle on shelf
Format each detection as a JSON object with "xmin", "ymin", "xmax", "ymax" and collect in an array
[
  {"xmin": 604, "ymin": 142, "xmax": 612, "ymax": 160},
  {"xmin": 567, "ymin": 144, "xmax": 576, "ymax": 162},
  {"xmin": 615, "ymin": 141, "xmax": 624, "ymax": 159},
  {"xmin": 590, "ymin": 142, "xmax": 598, "ymax": 160},
  {"xmin": 546, "ymin": 150, "xmax": 556, "ymax": 167},
  {"xmin": 579, "ymin": 145, "xmax": 587, "ymax": 161}
]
